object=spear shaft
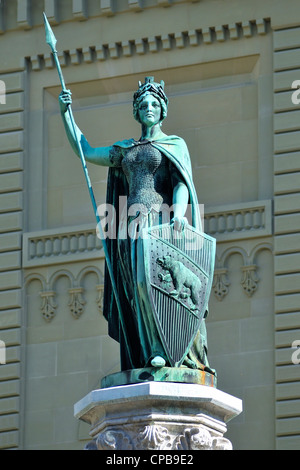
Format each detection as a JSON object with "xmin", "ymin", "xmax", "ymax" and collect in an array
[{"xmin": 43, "ymin": 13, "xmax": 133, "ymax": 367}]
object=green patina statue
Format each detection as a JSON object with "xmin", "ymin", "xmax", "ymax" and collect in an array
[{"xmin": 59, "ymin": 77, "xmax": 216, "ymax": 386}]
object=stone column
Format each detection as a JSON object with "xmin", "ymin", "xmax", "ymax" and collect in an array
[{"xmin": 74, "ymin": 379, "xmax": 242, "ymax": 450}]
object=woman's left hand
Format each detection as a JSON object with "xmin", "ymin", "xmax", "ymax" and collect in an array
[{"xmin": 171, "ymin": 216, "xmax": 188, "ymax": 232}]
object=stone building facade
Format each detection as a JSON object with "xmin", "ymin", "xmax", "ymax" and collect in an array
[{"xmin": 0, "ymin": 0, "xmax": 299, "ymax": 450}]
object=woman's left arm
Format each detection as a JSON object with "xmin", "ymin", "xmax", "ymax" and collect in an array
[{"xmin": 170, "ymin": 165, "xmax": 189, "ymax": 231}]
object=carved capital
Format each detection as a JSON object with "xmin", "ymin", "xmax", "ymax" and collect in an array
[
  {"xmin": 136, "ymin": 425, "xmax": 172, "ymax": 450},
  {"xmin": 212, "ymin": 436, "xmax": 233, "ymax": 450},
  {"xmin": 175, "ymin": 426, "xmax": 212, "ymax": 450},
  {"xmin": 93, "ymin": 424, "xmax": 233, "ymax": 451},
  {"xmin": 213, "ymin": 268, "xmax": 230, "ymax": 301},
  {"xmin": 68, "ymin": 287, "xmax": 85, "ymax": 319},
  {"xmin": 96, "ymin": 429, "xmax": 133, "ymax": 450},
  {"xmin": 241, "ymin": 264, "xmax": 259, "ymax": 297},
  {"xmin": 40, "ymin": 291, "xmax": 57, "ymax": 322},
  {"xmin": 96, "ymin": 284, "xmax": 104, "ymax": 314}
]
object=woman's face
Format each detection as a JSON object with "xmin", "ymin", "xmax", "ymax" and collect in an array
[{"xmin": 138, "ymin": 94, "xmax": 161, "ymax": 127}]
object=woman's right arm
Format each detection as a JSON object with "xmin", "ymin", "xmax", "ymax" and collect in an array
[{"xmin": 59, "ymin": 90, "xmax": 113, "ymax": 167}]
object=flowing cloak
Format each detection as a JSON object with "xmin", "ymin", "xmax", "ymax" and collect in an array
[{"xmin": 102, "ymin": 135, "xmax": 207, "ymax": 370}]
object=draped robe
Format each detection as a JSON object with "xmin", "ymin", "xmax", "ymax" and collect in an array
[{"xmin": 102, "ymin": 135, "xmax": 211, "ymax": 371}]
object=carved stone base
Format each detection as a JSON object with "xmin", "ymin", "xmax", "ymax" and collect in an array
[{"xmin": 74, "ymin": 381, "xmax": 242, "ymax": 450}]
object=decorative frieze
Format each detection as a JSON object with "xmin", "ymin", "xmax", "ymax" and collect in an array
[
  {"xmin": 23, "ymin": 224, "xmax": 102, "ymax": 268},
  {"xmin": 22, "ymin": 200, "xmax": 272, "ymax": 268},
  {"xmin": 213, "ymin": 242, "xmax": 272, "ymax": 301},
  {"xmin": 25, "ymin": 269, "xmax": 104, "ymax": 323},
  {"xmin": 23, "ymin": 201, "xmax": 272, "ymax": 306},
  {"xmin": 25, "ymin": 239, "xmax": 271, "ymax": 320},
  {"xmin": 204, "ymin": 200, "xmax": 272, "ymax": 242},
  {"xmin": 26, "ymin": 18, "xmax": 271, "ymax": 70}
]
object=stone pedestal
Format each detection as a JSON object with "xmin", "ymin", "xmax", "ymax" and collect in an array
[{"xmin": 74, "ymin": 381, "xmax": 242, "ymax": 450}]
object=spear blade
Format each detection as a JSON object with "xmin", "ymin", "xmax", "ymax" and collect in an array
[
  {"xmin": 43, "ymin": 12, "xmax": 57, "ymax": 53},
  {"xmin": 43, "ymin": 12, "xmax": 66, "ymax": 90}
]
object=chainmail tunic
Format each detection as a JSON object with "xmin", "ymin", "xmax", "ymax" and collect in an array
[{"xmin": 110, "ymin": 141, "xmax": 173, "ymax": 214}]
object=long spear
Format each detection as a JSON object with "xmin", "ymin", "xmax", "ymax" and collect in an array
[{"xmin": 43, "ymin": 13, "xmax": 133, "ymax": 367}]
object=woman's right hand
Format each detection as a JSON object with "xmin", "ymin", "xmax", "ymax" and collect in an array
[{"xmin": 59, "ymin": 89, "xmax": 72, "ymax": 113}]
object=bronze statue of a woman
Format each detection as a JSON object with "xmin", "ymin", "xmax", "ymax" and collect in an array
[{"xmin": 59, "ymin": 77, "xmax": 214, "ymax": 377}]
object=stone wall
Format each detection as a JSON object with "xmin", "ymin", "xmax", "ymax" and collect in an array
[
  {"xmin": 0, "ymin": 68, "xmax": 25, "ymax": 449},
  {"xmin": 273, "ymin": 26, "xmax": 300, "ymax": 450},
  {"xmin": 0, "ymin": 0, "xmax": 299, "ymax": 450}
]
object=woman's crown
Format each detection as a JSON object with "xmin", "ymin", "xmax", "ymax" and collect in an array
[{"xmin": 133, "ymin": 76, "xmax": 168, "ymax": 105}]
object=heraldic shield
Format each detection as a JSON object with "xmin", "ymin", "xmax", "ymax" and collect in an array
[{"xmin": 137, "ymin": 223, "xmax": 216, "ymax": 368}]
